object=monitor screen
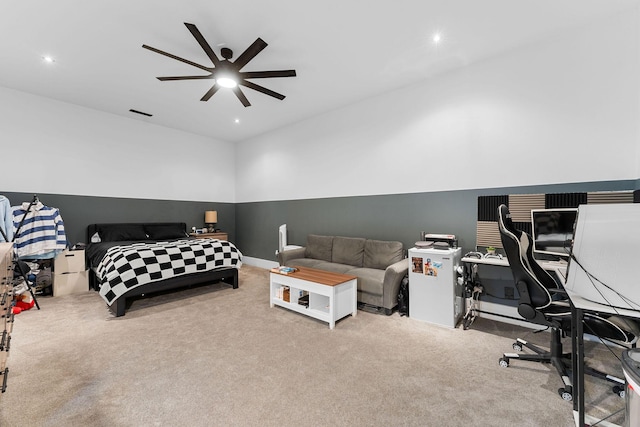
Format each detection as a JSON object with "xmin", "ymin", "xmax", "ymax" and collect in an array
[{"xmin": 531, "ymin": 208, "xmax": 577, "ymax": 259}]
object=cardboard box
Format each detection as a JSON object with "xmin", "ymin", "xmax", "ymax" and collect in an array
[
  {"xmin": 54, "ymin": 249, "xmax": 86, "ymax": 274},
  {"xmin": 53, "ymin": 271, "xmax": 88, "ymax": 297}
]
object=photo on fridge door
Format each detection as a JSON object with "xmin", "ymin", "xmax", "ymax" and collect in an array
[
  {"xmin": 424, "ymin": 258, "xmax": 442, "ymax": 277},
  {"xmin": 411, "ymin": 257, "xmax": 423, "ymax": 273}
]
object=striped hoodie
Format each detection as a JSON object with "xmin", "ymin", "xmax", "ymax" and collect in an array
[{"xmin": 13, "ymin": 201, "xmax": 67, "ymax": 259}]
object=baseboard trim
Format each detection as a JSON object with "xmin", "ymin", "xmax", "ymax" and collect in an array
[{"xmin": 243, "ymin": 256, "xmax": 278, "ymax": 270}]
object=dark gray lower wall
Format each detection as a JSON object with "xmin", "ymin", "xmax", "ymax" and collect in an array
[
  {"xmin": 236, "ymin": 180, "xmax": 637, "ymax": 262},
  {"xmin": 2, "ymin": 179, "xmax": 636, "ymax": 259},
  {"xmin": 1, "ymin": 191, "xmax": 235, "ymax": 246}
]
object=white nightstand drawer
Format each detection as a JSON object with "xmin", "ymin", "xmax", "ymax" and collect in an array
[
  {"xmin": 54, "ymin": 249, "xmax": 86, "ymax": 274},
  {"xmin": 53, "ymin": 271, "xmax": 88, "ymax": 296}
]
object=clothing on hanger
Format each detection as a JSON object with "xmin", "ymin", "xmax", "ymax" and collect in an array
[
  {"xmin": 0, "ymin": 195, "xmax": 13, "ymax": 242},
  {"xmin": 12, "ymin": 200, "xmax": 68, "ymax": 259}
]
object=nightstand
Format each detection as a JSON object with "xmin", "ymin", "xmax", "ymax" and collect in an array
[
  {"xmin": 53, "ymin": 249, "xmax": 88, "ymax": 296},
  {"xmin": 190, "ymin": 232, "xmax": 228, "ymax": 241}
]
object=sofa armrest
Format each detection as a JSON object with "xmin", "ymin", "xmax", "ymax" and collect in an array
[
  {"xmin": 278, "ymin": 247, "xmax": 306, "ymax": 265},
  {"xmin": 382, "ymin": 258, "xmax": 409, "ymax": 311}
]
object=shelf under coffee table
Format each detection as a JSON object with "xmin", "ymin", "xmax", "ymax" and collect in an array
[{"xmin": 270, "ymin": 266, "xmax": 357, "ymax": 329}]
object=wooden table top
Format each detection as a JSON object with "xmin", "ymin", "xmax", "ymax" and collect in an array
[{"xmin": 271, "ymin": 266, "xmax": 357, "ymax": 286}]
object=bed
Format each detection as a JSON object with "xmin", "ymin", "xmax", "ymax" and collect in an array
[{"xmin": 86, "ymin": 222, "xmax": 242, "ymax": 317}]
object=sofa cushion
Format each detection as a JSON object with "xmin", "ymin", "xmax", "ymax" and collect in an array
[
  {"xmin": 285, "ymin": 258, "xmax": 355, "ymax": 274},
  {"xmin": 332, "ymin": 237, "xmax": 365, "ymax": 267},
  {"xmin": 305, "ymin": 235, "xmax": 334, "ymax": 262},
  {"xmin": 313, "ymin": 261, "xmax": 355, "ymax": 274},
  {"xmin": 363, "ymin": 240, "xmax": 403, "ymax": 270},
  {"xmin": 285, "ymin": 258, "xmax": 328, "ymax": 270}
]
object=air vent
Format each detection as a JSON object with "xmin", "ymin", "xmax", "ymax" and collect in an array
[{"xmin": 129, "ymin": 109, "xmax": 153, "ymax": 117}]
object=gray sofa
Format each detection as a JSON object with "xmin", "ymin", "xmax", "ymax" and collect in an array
[{"xmin": 278, "ymin": 234, "xmax": 407, "ymax": 315}]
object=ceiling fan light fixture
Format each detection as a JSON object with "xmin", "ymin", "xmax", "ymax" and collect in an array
[
  {"xmin": 143, "ymin": 23, "xmax": 296, "ymax": 106},
  {"xmin": 216, "ymin": 76, "xmax": 237, "ymax": 88}
]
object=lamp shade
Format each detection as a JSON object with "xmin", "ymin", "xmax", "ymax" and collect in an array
[{"xmin": 205, "ymin": 211, "xmax": 218, "ymax": 224}]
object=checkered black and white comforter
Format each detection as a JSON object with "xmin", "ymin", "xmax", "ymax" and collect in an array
[{"xmin": 97, "ymin": 239, "xmax": 242, "ymax": 305}]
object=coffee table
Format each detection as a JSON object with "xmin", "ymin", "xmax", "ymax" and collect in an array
[{"xmin": 270, "ymin": 266, "xmax": 357, "ymax": 329}]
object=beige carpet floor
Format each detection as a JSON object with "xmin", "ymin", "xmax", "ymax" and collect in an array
[{"xmin": 0, "ymin": 265, "xmax": 627, "ymax": 426}]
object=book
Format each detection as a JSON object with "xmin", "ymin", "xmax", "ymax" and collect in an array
[
  {"xmin": 272, "ymin": 266, "xmax": 298, "ymax": 274},
  {"xmin": 276, "ymin": 285, "xmax": 290, "ymax": 301}
]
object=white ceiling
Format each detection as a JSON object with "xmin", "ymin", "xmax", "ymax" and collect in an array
[{"xmin": 1, "ymin": 0, "xmax": 637, "ymax": 143}]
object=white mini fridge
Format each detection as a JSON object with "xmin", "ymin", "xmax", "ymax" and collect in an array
[{"xmin": 408, "ymin": 247, "xmax": 463, "ymax": 328}]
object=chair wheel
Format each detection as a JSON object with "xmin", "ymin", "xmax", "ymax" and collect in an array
[
  {"xmin": 498, "ymin": 357, "xmax": 509, "ymax": 368},
  {"xmin": 558, "ymin": 388, "xmax": 573, "ymax": 401},
  {"xmin": 463, "ymin": 316, "xmax": 474, "ymax": 330},
  {"xmin": 512, "ymin": 342, "xmax": 523, "ymax": 351},
  {"xmin": 613, "ymin": 385, "xmax": 626, "ymax": 398}
]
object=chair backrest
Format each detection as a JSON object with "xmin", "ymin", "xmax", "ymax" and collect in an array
[{"xmin": 498, "ymin": 204, "xmax": 557, "ymax": 310}]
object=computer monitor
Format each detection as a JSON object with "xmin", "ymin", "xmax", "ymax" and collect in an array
[
  {"xmin": 531, "ymin": 208, "xmax": 577, "ymax": 259},
  {"xmin": 564, "ymin": 203, "xmax": 640, "ymax": 310}
]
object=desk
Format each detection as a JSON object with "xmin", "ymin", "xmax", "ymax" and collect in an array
[
  {"xmin": 461, "ymin": 255, "xmax": 567, "ymax": 328},
  {"xmin": 567, "ymin": 290, "xmax": 640, "ymax": 427},
  {"xmin": 461, "ymin": 255, "xmax": 509, "ymax": 267},
  {"xmin": 564, "ymin": 203, "xmax": 640, "ymax": 426},
  {"xmin": 465, "ymin": 255, "xmax": 633, "ymax": 425},
  {"xmin": 462, "ymin": 255, "xmax": 567, "ymax": 273}
]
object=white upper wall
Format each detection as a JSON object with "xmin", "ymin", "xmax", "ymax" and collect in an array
[
  {"xmin": 236, "ymin": 9, "xmax": 639, "ymax": 203},
  {"xmin": 2, "ymin": 10, "xmax": 638, "ymax": 205},
  {"xmin": 0, "ymin": 87, "xmax": 236, "ymax": 202}
]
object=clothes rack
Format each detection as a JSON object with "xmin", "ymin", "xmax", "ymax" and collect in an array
[{"xmin": 1, "ymin": 195, "xmax": 42, "ymax": 310}]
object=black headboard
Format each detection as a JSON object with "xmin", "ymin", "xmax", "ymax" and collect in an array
[{"xmin": 87, "ymin": 222, "xmax": 188, "ymax": 243}]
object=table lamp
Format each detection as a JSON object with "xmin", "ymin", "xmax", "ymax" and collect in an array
[{"xmin": 205, "ymin": 211, "xmax": 217, "ymax": 233}]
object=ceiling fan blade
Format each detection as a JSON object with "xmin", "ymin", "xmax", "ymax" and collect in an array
[
  {"xmin": 200, "ymin": 83, "xmax": 221, "ymax": 101},
  {"xmin": 143, "ymin": 44, "xmax": 211, "ymax": 73},
  {"xmin": 240, "ymin": 70, "xmax": 297, "ymax": 79},
  {"xmin": 184, "ymin": 22, "xmax": 221, "ymax": 67},
  {"xmin": 157, "ymin": 75, "xmax": 213, "ymax": 81},
  {"xmin": 233, "ymin": 38, "xmax": 268, "ymax": 70},
  {"xmin": 240, "ymin": 80, "xmax": 286, "ymax": 100},
  {"xmin": 232, "ymin": 86, "xmax": 251, "ymax": 107}
]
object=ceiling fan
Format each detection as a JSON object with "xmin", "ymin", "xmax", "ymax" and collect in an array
[{"xmin": 142, "ymin": 22, "xmax": 296, "ymax": 107}]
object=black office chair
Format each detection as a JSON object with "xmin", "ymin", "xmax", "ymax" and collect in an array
[{"xmin": 497, "ymin": 204, "xmax": 639, "ymax": 401}]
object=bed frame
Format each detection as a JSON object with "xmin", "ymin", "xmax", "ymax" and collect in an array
[{"xmin": 87, "ymin": 222, "xmax": 239, "ymax": 317}]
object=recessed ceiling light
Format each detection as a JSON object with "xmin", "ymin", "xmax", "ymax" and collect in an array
[
  {"xmin": 433, "ymin": 33, "xmax": 442, "ymax": 44},
  {"xmin": 42, "ymin": 56, "xmax": 55, "ymax": 63},
  {"xmin": 234, "ymin": 118, "xmax": 240, "ymax": 124}
]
